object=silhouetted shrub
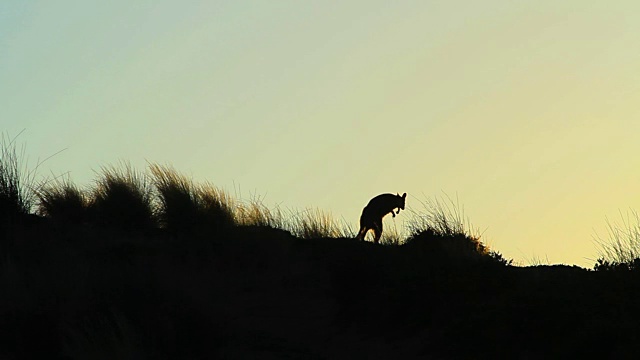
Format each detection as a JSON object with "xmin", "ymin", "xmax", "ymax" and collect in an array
[
  {"xmin": 90, "ymin": 163, "xmax": 155, "ymax": 231},
  {"xmin": 197, "ymin": 183, "xmax": 236, "ymax": 230},
  {"xmin": 36, "ymin": 178, "xmax": 88, "ymax": 225},
  {"xmin": 234, "ymin": 195, "xmax": 286, "ymax": 228},
  {"xmin": 402, "ymin": 194, "xmax": 508, "ymax": 264},
  {"xmin": 593, "ymin": 209, "xmax": 640, "ymax": 265},
  {"xmin": 406, "ymin": 193, "xmax": 480, "ymax": 239},
  {"xmin": 150, "ymin": 163, "xmax": 200, "ymax": 232},
  {"xmin": 487, "ymin": 250, "xmax": 513, "ymax": 266},
  {"xmin": 288, "ymin": 208, "xmax": 352, "ymax": 239},
  {"xmin": 0, "ymin": 133, "xmax": 38, "ymax": 223},
  {"xmin": 379, "ymin": 221, "xmax": 402, "ymax": 246},
  {"xmin": 150, "ymin": 164, "xmax": 235, "ymax": 234},
  {"xmin": 404, "ymin": 228, "xmax": 490, "ymax": 262},
  {"xmin": 593, "ymin": 257, "xmax": 640, "ymax": 272}
]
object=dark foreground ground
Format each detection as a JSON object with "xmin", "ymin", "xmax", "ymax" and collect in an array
[{"xmin": 2, "ymin": 220, "xmax": 640, "ymax": 359}]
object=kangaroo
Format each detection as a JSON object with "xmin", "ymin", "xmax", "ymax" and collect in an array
[{"xmin": 356, "ymin": 192, "xmax": 406, "ymax": 244}]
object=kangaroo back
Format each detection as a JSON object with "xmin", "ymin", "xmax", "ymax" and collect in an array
[
  {"xmin": 356, "ymin": 192, "xmax": 406, "ymax": 243},
  {"xmin": 363, "ymin": 193, "xmax": 406, "ymax": 218}
]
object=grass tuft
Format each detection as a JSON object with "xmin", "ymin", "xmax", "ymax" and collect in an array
[
  {"xmin": 379, "ymin": 220, "xmax": 403, "ymax": 246},
  {"xmin": 403, "ymin": 193, "xmax": 505, "ymax": 263},
  {"xmin": 91, "ymin": 162, "xmax": 155, "ymax": 231},
  {"xmin": 288, "ymin": 208, "xmax": 352, "ymax": 239},
  {"xmin": 36, "ymin": 177, "xmax": 88, "ymax": 225},
  {"xmin": 0, "ymin": 133, "xmax": 39, "ymax": 222},
  {"xmin": 406, "ymin": 193, "xmax": 480, "ymax": 239},
  {"xmin": 196, "ymin": 182, "xmax": 237, "ymax": 230},
  {"xmin": 235, "ymin": 195, "xmax": 286, "ymax": 229},
  {"xmin": 149, "ymin": 164, "xmax": 235, "ymax": 233},
  {"xmin": 149, "ymin": 164, "xmax": 199, "ymax": 231},
  {"xmin": 593, "ymin": 209, "xmax": 640, "ymax": 269}
]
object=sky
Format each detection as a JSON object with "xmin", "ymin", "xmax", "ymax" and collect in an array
[{"xmin": 1, "ymin": 1, "xmax": 639, "ymax": 267}]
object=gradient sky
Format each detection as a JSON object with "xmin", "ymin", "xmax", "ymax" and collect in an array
[{"xmin": 2, "ymin": 1, "xmax": 639, "ymax": 266}]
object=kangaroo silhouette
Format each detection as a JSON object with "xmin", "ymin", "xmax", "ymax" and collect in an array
[{"xmin": 356, "ymin": 192, "xmax": 406, "ymax": 244}]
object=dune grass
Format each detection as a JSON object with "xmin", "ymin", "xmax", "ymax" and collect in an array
[
  {"xmin": 404, "ymin": 193, "xmax": 510, "ymax": 264},
  {"xmin": 234, "ymin": 194, "xmax": 286, "ymax": 229},
  {"xmin": 90, "ymin": 162, "xmax": 155, "ymax": 231},
  {"xmin": 1, "ymin": 132, "xmax": 486, "ymax": 248},
  {"xmin": 406, "ymin": 193, "xmax": 481, "ymax": 239},
  {"xmin": 287, "ymin": 208, "xmax": 353, "ymax": 239},
  {"xmin": 196, "ymin": 183, "xmax": 237, "ymax": 228},
  {"xmin": 36, "ymin": 177, "xmax": 88, "ymax": 225},
  {"xmin": 0, "ymin": 133, "xmax": 508, "ymax": 263},
  {"xmin": 379, "ymin": 220, "xmax": 403, "ymax": 246},
  {"xmin": 149, "ymin": 163, "xmax": 198, "ymax": 232},
  {"xmin": 593, "ymin": 209, "xmax": 640, "ymax": 270},
  {"xmin": 0, "ymin": 133, "xmax": 39, "ymax": 222},
  {"xmin": 149, "ymin": 163, "xmax": 236, "ymax": 233}
]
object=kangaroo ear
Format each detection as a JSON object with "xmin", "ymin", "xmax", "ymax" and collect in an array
[{"xmin": 402, "ymin": 193, "xmax": 406, "ymax": 198}]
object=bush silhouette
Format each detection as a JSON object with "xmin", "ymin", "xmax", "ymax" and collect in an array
[
  {"xmin": 149, "ymin": 164, "xmax": 235, "ymax": 235},
  {"xmin": 404, "ymin": 228, "xmax": 507, "ymax": 265},
  {"xmin": 288, "ymin": 208, "xmax": 352, "ymax": 239},
  {"xmin": 90, "ymin": 163, "xmax": 155, "ymax": 231},
  {"xmin": 0, "ymin": 134, "xmax": 38, "ymax": 226},
  {"xmin": 36, "ymin": 178, "xmax": 88, "ymax": 226},
  {"xmin": 234, "ymin": 195, "xmax": 286, "ymax": 228},
  {"xmin": 593, "ymin": 209, "xmax": 640, "ymax": 270},
  {"xmin": 196, "ymin": 183, "xmax": 236, "ymax": 231}
]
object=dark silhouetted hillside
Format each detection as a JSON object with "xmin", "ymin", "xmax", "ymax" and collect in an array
[{"xmin": 3, "ymin": 219, "xmax": 640, "ymax": 359}]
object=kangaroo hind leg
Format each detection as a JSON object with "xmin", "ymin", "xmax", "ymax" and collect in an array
[
  {"xmin": 372, "ymin": 221, "xmax": 383, "ymax": 244},
  {"xmin": 356, "ymin": 225, "xmax": 368, "ymax": 241}
]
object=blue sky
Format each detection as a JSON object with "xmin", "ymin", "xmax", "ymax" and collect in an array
[{"xmin": 2, "ymin": 1, "xmax": 640, "ymax": 266}]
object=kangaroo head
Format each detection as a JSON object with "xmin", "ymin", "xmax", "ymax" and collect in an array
[{"xmin": 396, "ymin": 192, "xmax": 407, "ymax": 212}]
